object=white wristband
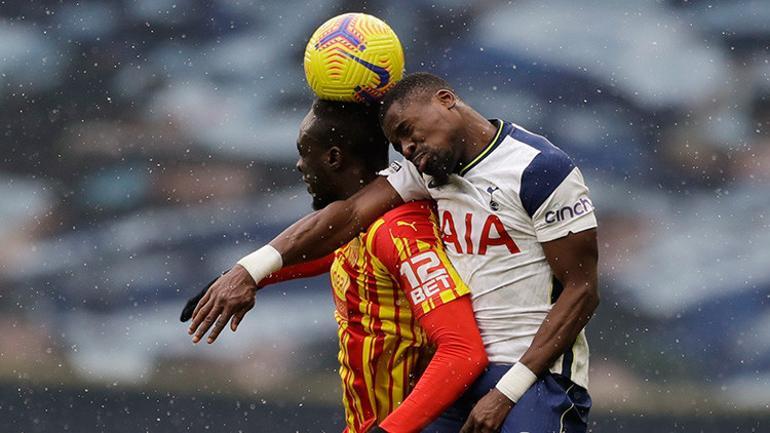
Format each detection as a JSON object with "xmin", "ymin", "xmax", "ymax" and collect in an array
[
  {"xmin": 495, "ymin": 362, "xmax": 538, "ymax": 403},
  {"xmin": 236, "ymin": 245, "xmax": 283, "ymax": 284}
]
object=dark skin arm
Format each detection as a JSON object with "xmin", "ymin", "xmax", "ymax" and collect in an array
[
  {"xmin": 520, "ymin": 228, "xmax": 599, "ymax": 373},
  {"xmin": 271, "ymin": 176, "xmax": 404, "ymax": 265},
  {"xmin": 187, "ymin": 177, "xmax": 404, "ymax": 344},
  {"xmin": 461, "ymin": 228, "xmax": 599, "ymax": 433}
]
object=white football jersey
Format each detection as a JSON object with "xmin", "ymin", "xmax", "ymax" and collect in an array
[{"xmin": 385, "ymin": 120, "xmax": 597, "ymax": 389}]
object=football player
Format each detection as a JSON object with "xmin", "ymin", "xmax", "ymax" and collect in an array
[{"xmin": 191, "ymin": 73, "xmax": 599, "ymax": 433}]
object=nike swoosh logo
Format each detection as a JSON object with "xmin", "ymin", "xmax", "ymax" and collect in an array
[{"xmin": 336, "ymin": 49, "xmax": 390, "ymax": 89}]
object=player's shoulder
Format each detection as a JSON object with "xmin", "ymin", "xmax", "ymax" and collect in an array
[
  {"xmin": 367, "ymin": 200, "xmax": 437, "ymax": 242},
  {"xmin": 382, "ymin": 199, "xmax": 435, "ymax": 222},
  {"xmin": 381, "ymin": 159, "xmax": 424, "ymax": 181},
  {"xmin": 503, "ymin": 123, "xmax": 578, "ymax": 215},
  {"xmin": 503, "ymin": 122, "xmax": 574, "ymax": 172},
  {"xmin": 483, "ymin": 121, "xmax": 574, "ymax": 182}
]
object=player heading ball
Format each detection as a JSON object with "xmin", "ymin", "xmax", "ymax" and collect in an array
[{"xmin": 193, "ymin": 72, "xmax": 600, "ymax": 433}]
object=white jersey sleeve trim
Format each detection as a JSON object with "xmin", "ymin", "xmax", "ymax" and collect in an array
[{"xmin": 382, "ymin": 158, "xmax": 430, "ymax": 202}]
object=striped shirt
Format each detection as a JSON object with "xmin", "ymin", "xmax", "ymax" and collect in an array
[{"xmin": 330, "ymin": 200, "xmax": 469, "ymax": 432}]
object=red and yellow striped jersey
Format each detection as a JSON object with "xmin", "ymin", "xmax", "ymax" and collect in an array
[{"xmin": 329, "ymin": 200, "xmax": 470, "ymax": 433}]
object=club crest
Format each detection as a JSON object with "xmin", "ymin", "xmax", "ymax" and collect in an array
[{"xmin": 487, "ymin": 186, "xmax": 500, "ymax": 211}]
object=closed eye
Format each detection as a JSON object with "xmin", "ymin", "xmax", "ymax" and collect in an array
[
  {"xmin": 399, "ymin": 124, "xmax": 413, "ymax": 138},
  {"xmin": 393, "ymin": 120, "xmax": 412, "ymax": 139}
]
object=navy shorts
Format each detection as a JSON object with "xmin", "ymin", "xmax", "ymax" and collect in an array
[{"xmin": 422, "ymin": 363, "xmax": 591, "ymax": 433}]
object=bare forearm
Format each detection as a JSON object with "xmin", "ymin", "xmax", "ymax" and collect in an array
[
  {"xmin": 270, "ymin": 200, "xmax": 364, "ymax": 266},
  {"xmin": 524, "ymin": 228, "xmax": 600, "ymax": 375},
  {"xmin": 269, "ymin": 177, "xmax": 403, "ymax": 266},
  {"xmin": 519, "ymin": 283, "xmax": 599, "ymax": 375}
]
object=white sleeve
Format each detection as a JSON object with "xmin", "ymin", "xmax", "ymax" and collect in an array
[
  {"xmin": 531, "ymin": 167, "xmax": 597, "ymax": 242},
  {"xmin": 381, "ymin": 159, "xmax": 431, "ymax": 202}
]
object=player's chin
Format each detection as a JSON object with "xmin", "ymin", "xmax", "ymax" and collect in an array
[
  {"xmin": 311, "ymin": 195, "xmax": 331, "ymax": 211},
  {"xmin": 423, "ymin": 161, "xmax": 452, "ymax": 183},
  {"xmin": 429, "ymin": 172, "xmax": 450, "ymax": 187}
]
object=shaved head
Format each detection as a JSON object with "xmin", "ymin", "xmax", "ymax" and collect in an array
[{"xmin": 379, "ymin": 72, "xmax": 454, "ymax": 123}]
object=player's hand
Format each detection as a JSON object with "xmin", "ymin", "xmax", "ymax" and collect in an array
[
  {"xmin": 460, "ymin": 388, "xmax": 514, "ymax": 433},
  {"xmin": 187, "ymin": 264, "xmax": 258, "ymax": 344},
  {"xmin": 180, "ymin": 271, "xmax": 227, "ymax": 322}
]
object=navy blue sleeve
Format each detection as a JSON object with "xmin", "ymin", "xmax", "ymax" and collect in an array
[{"xmin": 513, "ymin": 128, "xmax": 576, "ymax": 217}]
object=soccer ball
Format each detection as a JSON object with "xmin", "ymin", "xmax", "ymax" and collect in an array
[{"xmin": 304, "ymin": 13, "xmax": 404, "ymax": 103}]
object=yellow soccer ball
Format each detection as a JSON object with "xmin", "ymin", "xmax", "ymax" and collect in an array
[{"xmin": 304, "ymin": 13, "xmax": 405, "ymax": 103}]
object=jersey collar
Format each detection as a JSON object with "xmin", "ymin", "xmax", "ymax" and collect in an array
[{"xmin": 457, "ymin": 119, "xmax": 509, "ymax": 176}]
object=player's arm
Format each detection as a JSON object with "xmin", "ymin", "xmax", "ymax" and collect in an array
[
  {"xmin": 188, "ymin": 176, "xmax": 404, "ymax": 343},
  {"xmin": 379, "ymin": 298, "xmax": 487, "ymax": 433},
  {"xmin": 462, "ymin": 230, "xmax": 598, "ymax": 433},
  {"xmin": 180, "ymin": 254, "xmax": 334, "ymax": 324},
  {"xmin": 258, "ymin": 253, "xmax": 334, "ymax": 287},
  {"xmin": 188, "ymin": 159, "xmax": 430, "ymax": 344},
  {"xmin": 368, "ymin": 203, "xmax": 488, "ymax": 433},
  {"xmin": 501, "ymin": 164, "xmax": 600, "ymax": 390},
  {"xmin": 271, "ymin": 176, "xmax": 403, "ymax": 265},
  {"xmin": 514, "ymin": 229, "xmax": 598, "ymax": 374}
]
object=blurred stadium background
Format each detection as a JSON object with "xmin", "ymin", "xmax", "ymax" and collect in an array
[{"xmin": 1, "ymin": 0, "xmax": 768, "ymax": 431}]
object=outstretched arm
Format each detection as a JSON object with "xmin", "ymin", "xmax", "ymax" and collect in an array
[
  {"xmin": 180, "ymin": 254, "xmax": 334, "ymax": 323},
  {"xmin": 188, "ymin": 177, "xmax": 403, "ymax": 344},
  {"xmin": 462, "ymin": 228, "xmax": 599, "ymax": 433},
  {"xmin": 272, "ymin": 176, "xmax": 403, "ymax": 265}
]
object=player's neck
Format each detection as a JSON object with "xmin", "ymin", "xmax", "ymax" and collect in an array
[
  {"xmin": 456, "ymin": 107, "xmax": 499, "ymax": 169},
  {"xmin": 336, "ymin": 168, "xmax": 378, "ymax": 200}
]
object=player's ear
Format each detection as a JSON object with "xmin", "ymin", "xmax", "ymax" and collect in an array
[
  {"xmin": 435, "ymin": 89, "xmax": 457, "ymax": 109},
  {"xmin": 326, "ymin": 146, "xmax": 343, "ymax": 170}
]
